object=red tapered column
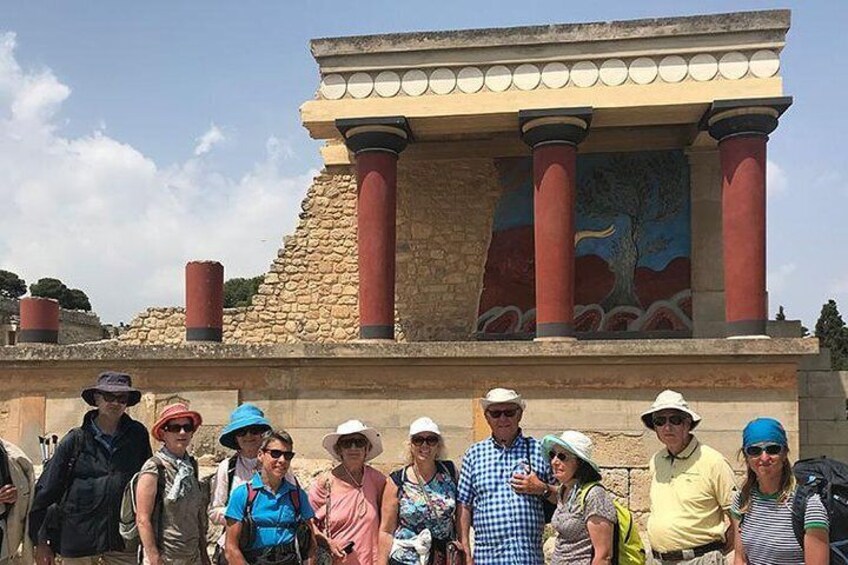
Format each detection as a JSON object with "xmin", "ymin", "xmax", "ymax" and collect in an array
[
  {"xmin": 520, "ymin": 108, "xmax": 592, "ymax": 340},
  {"xmin": 706, "ymin": 98, "xmax": 792, "ymax": 337},
  {"xmin": 337, "ymin": 117, "xmax": 409, "ymax": 340},
  {"xmin": 185, "ymin": 260, "xmax": 224, "ymax": 341},
  {"xmin": 18, "ymin": 297, "xmax": 59, "ymax": 344}
]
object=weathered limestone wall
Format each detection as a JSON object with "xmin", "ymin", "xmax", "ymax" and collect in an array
[{"xmin": 798, "ymin": 349, "xmax": 848, "ymax": 461}]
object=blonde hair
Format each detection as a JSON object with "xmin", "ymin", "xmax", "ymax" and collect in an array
[
  {"xmin": 736, "ymin": 447, "xmax": 795, "ymax": 513},
  {"xmin": 402, "ymin": 436, "xmax": 446, "ymax": 465}
]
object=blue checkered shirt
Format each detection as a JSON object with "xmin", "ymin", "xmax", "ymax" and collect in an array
[{"xmin": 457, "ymin": 432, "xmax": 553, "ymax": 565}]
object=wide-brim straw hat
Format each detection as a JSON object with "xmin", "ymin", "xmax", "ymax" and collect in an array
[
  {"xmin": 152, "ymin": 403, "xmax": 203, "ymax": 441},
  {"xmin": 541, "ymin": 430, "xmax": 601, "ymax": 474},
  {"xmin": 640, "ymin": 389, "xmax": 702, "ymax": 430},
  {"xmin": 479, "ymin": 388, "xmax": 526, "ymax": 411},
  {"xmin": 219, "ymin": 403, "xmax": 272, "ymax": 450},
  {"xmin": 81, "ymin": 371, "xmax": 141, "ymax": 407},
  {"xmin": 322, "ymin": 419, "xmax": 383, "ymax": 461}
]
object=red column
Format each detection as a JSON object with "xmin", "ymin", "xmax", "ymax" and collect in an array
[
  {"xmin": 356, "ymin": 152, "xmax": 398, "ymax": 339},
  {"xmin": 337, "ymin": 117, "xmax": 409, "ymax": 340},
  {"xmin": 706, "ymin": 98, "xmax": 791, "ymax": 337},
  {"xmin": 18, "ymin": 297, "xmax": 60, "ymax": 344},
  {"xmin": 533, "ymin": 144, "xmax": 577, "ymax": 338},
  {"xmin": 520, "ymin": 108, "xmax": 592, "ymax": 340},
  {"xmin": 185, "ymin": 260, "xmax": 224, "ymax": 341},
  {"xmin": 720, "ymin": 136, "xmax": 767, "ymax": 335}
]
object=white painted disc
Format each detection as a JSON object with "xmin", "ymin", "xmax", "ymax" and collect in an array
[
  {"xmin": 347, "ymin": 72, "xmax": 374, "ymax": 99},
  {"xmin": 628, "ymin": 57, "xmax": 657, "ymax": 85},
  {"xmin": 570, "ymin": 61, "xmax": 599, "ymax": 88},
  {"xmin": 485, "ymin": 65, "xmax": 513, "ymax": 92},
  {"xmin": 457, "ymin": 66, "xmax": 484, "ymax": 93},
  {"xmin": 373, "ymin": 71, "xmax": 401, "ymax": 97},
  {"xmin": 750, "ymin": 49, "xmax": 780, "ymax": 78},
  {"xmin": 541, "ymin": 62, "xmax": 569, "ymax": 88},
  {"xmin": 599, "ymin": 59, "xmax": 628, "ymax": 86},
  {"xmin": 401, "ymin": 69, "xmax": 428, "ymax": 96},
  {"xmin": 718, "ymin": 52, "xmax": 749, "ymax": 80},
  {"xmin": 429, "ymin": 67, "xmax": 456, "ymax": 95},
  {"xmin": 658, "ymin": 55, "xmax": 688, "ymax": 83},
  {"xmin": 320, "ymin": 74, "xmax": 346, "ymax": 100},
  {"xmin": 513, "ymin": 64, "xmax": 541, "ymax": 90},
  {"xmin": 688, "ymin": 53, "xmax": 718, "ymax": 82}
]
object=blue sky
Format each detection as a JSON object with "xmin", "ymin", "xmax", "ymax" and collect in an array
[{"xmin": 1, "ymin": 1, "xmax": 846, "ymax": 327}]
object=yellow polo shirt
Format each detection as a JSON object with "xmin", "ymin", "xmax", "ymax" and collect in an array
[{"xmin": 646, "ymin": 436, "xmax": 737, "ymax": 553}]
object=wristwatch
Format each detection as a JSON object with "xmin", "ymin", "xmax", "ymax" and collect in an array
[{"xmin": 540, "ymin": 483, "xmax": 551, "ymax": 498}]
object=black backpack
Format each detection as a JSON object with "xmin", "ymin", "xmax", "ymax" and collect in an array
[{"xmin": 792, "ymin": 457, "xmax": 848, "ymax": 564}]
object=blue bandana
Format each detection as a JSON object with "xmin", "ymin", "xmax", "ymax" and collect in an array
[{"xmin": 742, "ymin": 417, "xmax": 787, "ymax": 448}]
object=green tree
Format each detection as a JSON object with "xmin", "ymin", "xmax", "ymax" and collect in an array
[
  {"xmin": 0, "ymin": 270, "xmax": 27, "ymax": 299},
  {"xmin": 223, "ymin": 275, "xmax": 264, "ymax": 308},
  {"xmin": 814, "ymin": 299, "xmax": 848, "ymax": 370},
  {"xmin": 30, "ymin": 278, "xmax": 92, "ymax": 311}
]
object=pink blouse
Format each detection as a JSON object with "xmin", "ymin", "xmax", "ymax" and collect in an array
[{"xmin": 308, "ymin": 465, "xmax": 386, "ymax": 565}]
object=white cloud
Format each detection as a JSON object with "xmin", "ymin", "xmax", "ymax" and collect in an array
[
  {"xmin": 0, "ymin": 32, "xmax": 314, "ymax": 323},
  {"xmin": 768, "ymin": 262, "xmax": 796, "ymax": 295},
  {"xmin": 193, "ymin": 123, "xmax": 225, "ymax": 156},
  {"xmin": 767, "ymin": 159, "xmax": 788, "ymax": 196}
]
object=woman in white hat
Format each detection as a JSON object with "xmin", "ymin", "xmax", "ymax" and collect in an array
[
  {"xmin": 309, "ymin": 420, "xmax": 387, "ymax": 565},
  {"xmin": 377, "ymin": 418, "xmax": 459, "ymax": 565},
  {"xmin": 540, "ymin": 431, "xmax": 617, "ymax": 565}
]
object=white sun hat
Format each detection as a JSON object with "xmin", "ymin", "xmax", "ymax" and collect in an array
[
  {"xmin": 480, "ymin": 388, "xmax": 526, "ymax": 410},
  {"xmin": 322, "ymin": 419, "xmax": 384, "ymax": 461},
  {"xmin": 640, "ymin": 389, "xmax": 702, "ymax": 430},
  {"xmin": 541, "ymin": 430, "xmax": 601, "ymax": 474},
  {"xmin": 409, "ymin": 417, "xmax": 441, "ymax": 437}
]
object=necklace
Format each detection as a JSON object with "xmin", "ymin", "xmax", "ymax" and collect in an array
[{"xmin": 341, "ymin": 464, "xmax": 364, "ymax": 488}]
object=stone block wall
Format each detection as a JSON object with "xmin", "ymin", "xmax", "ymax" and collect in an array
[{"xmin": 798, "ymin": 349, "xmax": 848, "ymax": 460}]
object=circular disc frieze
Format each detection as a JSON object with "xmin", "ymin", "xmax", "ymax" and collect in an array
[
  {"xmin": 628, "ymin": 57, "xmax": 657, "ymax": 85},
  {"xmin": 658, "ymin": 55, "xmax": 688, "ymax": 83},
  {"xmin": 347, "ymin": 72, "xmax": 374, "ymax": 99},
  {"xmin": 320, "ymin": 74, "xmax": 346, "ymax": 99},
  {"xmin": 429, "ymin": 67, "xmax": 456, "ymax": 95},
  {"xmin": 374, "ymin": 71, "xmax": 401, "ymax": 97},
  {"xmin": 689, "ymin": 54, "xmax": 718, "ymax": 82},
  {"xmin": 401, "ymin": 69, "xmax": 428, "ymax": 96},
  {"xmin": 570, "ymin": 61, "xmax": 599, "ymax": 88},
  {"xmin": 718, "ymin": 52, "xmax": 749, "ymax": 80},
  {"xmin": 513, "ymin": 64, "xmax": 541, "ymax": 90},
  {"xmin": 457, "ymin": 67, "xmax": 484, "ymax": 93},
  {"xmin": 485, "ymin": 65, "xmax": 513, "ymax": 92},
  {"xmin": 599, "ymin": 59, "xmax": 628, "ymax": 86},
  {"xmin": 750, "ymin": 50, "xmax": 780, "ymax": 78},
  {"xmin": 541, "ymin": 62, "xmax": 569, "ymax": 88}
]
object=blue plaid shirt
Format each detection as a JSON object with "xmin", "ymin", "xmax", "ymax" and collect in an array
[{"xmin": 457, "ymin": 432, "xmax": 553, "ymax": 565}]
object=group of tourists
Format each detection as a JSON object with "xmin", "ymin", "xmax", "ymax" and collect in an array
[{"xmin": 0, "ymin": 371, "xmax": 838, "ymax": 565}]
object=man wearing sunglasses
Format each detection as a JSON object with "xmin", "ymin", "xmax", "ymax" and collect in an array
[
  {"xmin": 640, "ymin": 390, "xmax": 737, "ymax": 565},
  {"xmin": 30, "ymin": 371, "xmax": 152, "ymax": 565},
  {"xmin": 457, "ymin": 388, "xmax": 553, "ymax": 565}
]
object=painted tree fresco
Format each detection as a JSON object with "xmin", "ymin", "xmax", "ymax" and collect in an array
[{"xmin": 477, "ymin": 150, "xmax": 692, "ymax": 338}]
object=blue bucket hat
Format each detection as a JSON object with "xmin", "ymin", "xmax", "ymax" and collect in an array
[
  {"xmin": 742, "ymin": 417, "xmax": 788, "ymax": 449},
  {"xmin": 219, "ymin": 404, "xmax": 272, "ymax": 450}
]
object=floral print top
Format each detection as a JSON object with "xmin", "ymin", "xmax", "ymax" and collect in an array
[{"xmin": 389, "ymin": 462, "xmax": 458, "ymax": 565}]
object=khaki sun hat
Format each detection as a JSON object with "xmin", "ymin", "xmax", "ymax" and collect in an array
[
  {"xmin": 640, "ymin": 389, "xmax": 702, "ymax": 430},
  {"xmin": 322, "ymin": 419, "xmax": 383, "ymax": 461},
  {"xmin": 480, "ymin": 388, "xmax": 526, "ymax": 411}
]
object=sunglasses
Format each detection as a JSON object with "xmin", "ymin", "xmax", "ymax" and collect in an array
[
  {"xmin": 263, "ymin": 449, "xmax": 296, "ymax": 461},
  {"xmin": 337, "ymin": 437, "xmax": 369, "ymax": 449},
  {"xmin": 549, "ymin": 451, "xmax": 576, "ymax": 463},
  {"xmin": 411, "ymin": 435, "xmax": 440, "ymax": 447},
  {"xmin": 486, "ymin": 409, "xmax": 518, "ymax": 419},
  {"xmin": 163, "ymin": 422, "xmax": 196, "ymax": 434},
  {"xmin": 652, "ymin": 415, "xmax": 686, "ymax": 427},
  {"xmin": 236, "ymin": 425, "xmax": 267, "ymax": 437},
  {"xmin": 745, "ymin": 444, "xmax": 784, "ymax": 457},
  {"xmin": 98, "ymin": 392, "xmax": 130, "ymax": 404}
]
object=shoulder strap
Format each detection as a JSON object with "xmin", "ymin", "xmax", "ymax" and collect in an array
[
  {"xmin": 578, "ymin": 481, "xmax": 603, "ymax": 507},
  {"xmin": 226, "ymin": 454, "xmax": 239, "ymax": 494},
  {"xmin": 436, "ymin": 460, "xmax": 458, "ymax": 482},
  {"xmin": 59, "ymin": 428, "xmax": 86, "ymax": 504},
  {"xmin": 244, "ymin": 483, "xmax": 259, "ymax": 520},
  {"xmin": 190, "ymin": 456, "xmax": 199, "ymax": 479},
  {"xmin": 390, "ymin": 468, "xmax": 405, "ymax": 488}
]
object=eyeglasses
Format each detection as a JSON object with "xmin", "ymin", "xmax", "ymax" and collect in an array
[
  {"xmin": 486, "ymin": 409, "xmax": 518, "ymax": 419},
  {"xmin": 411, "ymin": 435, "xmax": 440, "ymax": 446},
  {"xmin": 263, "ymin": 449, "xmax": 296, "ymax": 461},
  {"xmin": 163, "ymin": 422, "xmax": 195, "ymax": 434},
  {"xmin": 236, "ymin": 425, "xmax": 267, "ymax": 437},
  {"xmin": 549, "ymin": 451, "xmax": 576, "ymax": 463},
  {"xmin": 337, "ymin": 437, "xmax": 368, "ymax": 449},
  {"xmin": 652, "ymin": 415, "xmax": 686, "ymax": 427},
  {"xmin": 744, "ymin": 444, "xmax": 784, "ymax": 457},
  {"xmin": 98, "ymin": 392, "xmax": 130, "ymax": 404}
]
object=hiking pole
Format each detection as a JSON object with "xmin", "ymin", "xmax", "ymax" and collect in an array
[{"xmin": 38, "ymin": 436, "xmax": 48, "ymax": 464}]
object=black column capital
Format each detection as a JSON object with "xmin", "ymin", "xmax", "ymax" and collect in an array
[
  {"xmin": 702, "ymin": 96, "xmax": 792, "ymax": 142},
  {"xmin": 519, "ymin": 107, "xmax": 593, "ymax": 149},
  {"xmin": 336, "ymin": 116, "xmax": 411, "ymax": 155}
]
